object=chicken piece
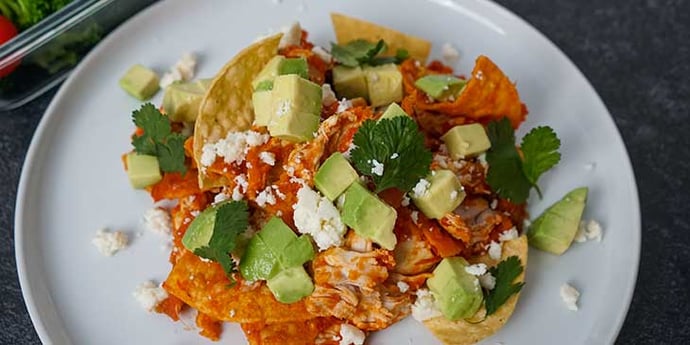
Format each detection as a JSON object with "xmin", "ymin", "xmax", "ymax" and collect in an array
[
  {"xmin": 344, "ymin": 230, "xmax": 373, "ymax": 253},
  {"xmin": 438, "ymin": 213, "xmax": 472, "ymax": 243},
  {"xmin": 312, "ymin": 247, "xmax": 393, "ymax": 289},
  {"xmin": 393, "ymin": 208, "xmax": 442, "ymax": 274}
]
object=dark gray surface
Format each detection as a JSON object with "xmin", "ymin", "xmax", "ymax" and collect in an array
[{"xmin": 1, "ymin": 0, "xmax": 688, "ymax": 344}]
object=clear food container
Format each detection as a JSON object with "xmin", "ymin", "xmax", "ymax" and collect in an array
[{"xmin": 0, "ymin": 0, "xmax": 157, "ymax": 110}]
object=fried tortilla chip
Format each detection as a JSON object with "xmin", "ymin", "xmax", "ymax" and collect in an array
[
  {"xmin": 163, "ymin": 251, "xmax": 319, "ymax": 323},
  {"xmin": 331, "ymin": 13, "xmax": 431, "ymax": 63},
  {"xmin": 423, "ymin": 235, "xmax": 528, "ymax": 345},
  {"xmin": 418, "ymin": 55, "xmax": 527, "ymax": 128},
  {"xmin": 193, "ymin": 34, "xmax": 282, "ymax": 190},
  {"xmin": 242, "ymin": 317, "xmax": 341, "ymax": 345}
]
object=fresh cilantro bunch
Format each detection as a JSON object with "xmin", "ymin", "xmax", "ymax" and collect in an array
[
  {"xmin": 194, "ymin": 201, "xmax": 249, "ymax": 281},
  {"xmin": 131, "ymin": 103, "xmax": 187, "ymax": 174},
  {"xmin": 331, "ymin": 39, "xmax": 409, "ymax": 67},
  {"xmin": 350, "ymin": 116, "xmax": 432, "ymax": 193},
  {"xmin": 483, "ymin": 255, "xmax": 525, "ymax": 316},
  {"xmin": 485, "ymin": 118, "xmax": 561, "ymax": 203}
]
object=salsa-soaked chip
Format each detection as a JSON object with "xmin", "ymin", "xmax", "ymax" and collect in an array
[
  {"xmin": 241, "ymin": 317, "xmax": 342, "ymax": 345},
  {"xmin": 193, "ymin": 34, "xmax": 282, "ymax": 190},
  {"xmin": 331, "ymin": 13, "xmax": 432, "ymax": 63},
  {"xmin": 423, "ymin": 235, "xmax": 528, "ymax": 345}
]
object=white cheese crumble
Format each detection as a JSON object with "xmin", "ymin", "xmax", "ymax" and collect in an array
[
  {"xmin": 479, "ymin": 272, "xmax": 496, "ymax": 290},
  {"xmin": 411, "ymin": 288, "xmax": 442, "ymax": 321},
  {"xmin": 337, "ymin": 98, "xmax": 352, "ymax": 113},
  {"xmin": 200, "ymin": 130, "xmax": 269, "ymax": 167},
  {"xmin": 143, "ymin": 208, "xmax": 172, "ymax": 236},
  {"xmin": 322, "ymin": 83, "xmax": 338, "ymax": 106},
  {"xmin": 256, "ymin": 186, "xmax": 277, "ymax": 207},
  {"xmin": 342, "ymin": 142, "xmax": 357, "ymax": 160},
  {"xmin": 259, "ymin": 151, "xmax": 276, "ymax": 166},
  {"xmin": 410, "ymin": 211, "xmax": 419, "ymax": 225},
  {"xmin": 397, "ymin": 281, "xmax": 410, "ymax": 293},
  {"xmin": 232, "ymin": 174, "xmax": 249, "ymax": 201},
  {"xmin": 133, "ymin": 281, "xmax": 168, "ymax": 312},
  {"xmin": 293, "ymin": 186, "xmax": 346, "ymax": 251},
  {"xmin": 441, "ymin": 43, "xmax": 460, "ymax": 66},
  {"xmin": 412, "ymin": 178, "xmax": 431, "ymax": 198},
  {"xmin": 475, "ymin": 70, "xmax": 484, "ymax": 80},
  {"xmin": 575, "ymin": 219, "xmax": 603, "ymax": 243},
  {"xmin": 499, "ymin": 227, "xmax": 519, "ymax": 242},
  {"xmin": 370, "ymin": 159, "xmax": 384, "ymax": 176},
  {"xmin": 214, "ymin": 191, "xmax": 229, "ymax": 204},
  {"xmin": 390, "ymin": 152, "xmax": 399, "ymax": 159},
  {"xmin": 560, "ymin": 283, "xmax": 580, "ymax": 311},
  {"xmin": 487, "ymin": 241, "xmax": 502, "ymax": 260},
  {"xmin": 92, "ymin": 229, "xmax": 128, "ymax": 256},
  {"xmin": 279, "ymin": 22, "xmax": 302, "ymax": 49},
  {"xmin": 490, "ymin": 199, "xmax": 498, "ymax": 209},
  {"xmin": 401, "ymin": 195, "xmax": 411, "ymax": 207},
  {"xmin": 339, "ymin": 324, "xmax": 365, "ymax": 345},
  {"xmin": 464, "ymin": 263, "xmax": 488, "ymax": 276},
  {"xmin": 160, "ymin": 52, "xmax": 197, "ymax": 88},
  {"xmin": 312, "ymin": 46, "xmax": 332, "ymax": 63}
]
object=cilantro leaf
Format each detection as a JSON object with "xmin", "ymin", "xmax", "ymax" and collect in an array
[
  {"xmin": 130, "ymin": 103, "xmax": 187, "ymax": 174},
  {"xmin": 370, "ymin": 49, "xmax": 410, "ymax": 66},
  {"xmin": 194, "ymin": 201, "xmax": 249, "ymax": 280},
  {"xmin": 331, "ymin": 39, "xmax": 387, "ymax": 67},
  {"xmin": 486, "ymin": 118, "xmax": 532, "ymax": 203},
  {"xmin": 521, "ymin": 126, "xmax": 561, "ymax": 197},
  {"xmin": 351, "ymin": 116, "xmax": 432, "ymax": 192},
  {"xmin": 484, "ymin": 256, "xmax": 525, "ymax": 316}
]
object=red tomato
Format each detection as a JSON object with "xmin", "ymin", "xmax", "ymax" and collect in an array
[{"xmin": 0, "ymin": 15, "xmax": 19, "ymax": 77}]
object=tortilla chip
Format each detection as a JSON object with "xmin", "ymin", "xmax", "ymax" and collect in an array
[
  {"xmin": 163, "ymin": 251, "xmax": 320, "ymax": 323},
  {"xmin": 241, "ymin": 317, "xmax": 341, "ymax": 345},
  {"xmin": 331, "ymin": 13, "xmax": 431, "ymax": 63},
  {"xmin": 419, "ymin": 55, "xmax": 527, "ymax": 128},
  {"xmin": 423, "ymin": 235, "xmax": 528, "ymax": 345},
  {"xmin": 193, "ymin": 34, "xmax": 282, "ymax": 190}
]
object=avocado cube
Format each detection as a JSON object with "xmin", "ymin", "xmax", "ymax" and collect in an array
[
  {"xmin": 341, "ymin": 183, "xmax": 397, "ymax": 250},
  {"xmin": 125, "ymin": 153, "xmax": 162, "ymax": 189},
  {"xmin": 314, "ymin": 152, "xmax": 359, "ymax": 201},
  {"xmin": 363, "ymin": 64, "xmax": 403, "ymax": 107},
  {"xmin": 252, "ymin": 56, "xmax": 286, "ymax": 90},
  {"xmin": 280, "ymin": 235, "xmax": 315, "ymax": 267},
  {"xmin": 427, "ymin": 257, "xmax": 483, "ymax": 320},
  {"xmin": 414, "ymin": 74, "xmax": 466, "ymax": 101},
  {"xmin": 528, "ymin": 187, "xmax": 588, "ymax": 255},
  {"xmin": 258, "ymin": 217, "xmax": 298, "ymax": 252},
  {"xmin": 119, "ymin": 64, "xmax": 160, "ymax": 101},
  {"xmin": 379, "ymin": 102, "xmax": 409, "ymax": 121},
  {"xmin": 252, "ymin": 90, "xmax": 273, "ymax": 126},
  {"xmin": 332, "ymin": 65, "xmax": 368, "ymax": 100},
  {"xmin": 162, "ymin": 79, "xmax": 211, "ymax": 123},
  {"xmin": 240, "ymin": 235, "xmax": 280, "ymax": 282},
  {"xmin": 411, "ymin": 170, "xmax": 465, "ymax": 219},
  {"xmin": 268, "ymin": 74, "xmax": 322, "ymax": 142},
  {"xmin": 266, "ymin": 266, "xmax": 314, "ymax": 304},
  {"xmin": 278, "ymin": 58, "xmax": 309, "ymax": 80},
  {"xmin": 441, "ymin": 123, "xmax": 491, "ymax": 159},
  {"xmin": 181, "ymin": 202, "xmax": 218, "ymax": 252}
]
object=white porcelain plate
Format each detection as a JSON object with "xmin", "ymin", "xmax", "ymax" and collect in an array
[{"xmin": 15, "ymin": 0, "xmax": 640, "ymax": 344}]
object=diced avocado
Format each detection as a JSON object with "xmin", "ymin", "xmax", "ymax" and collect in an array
[
  {"xmin": 363, "ymin": 63, "xmax": 403, "ymax": 107},
  {"xmin": 528, "ymin": 187, "xmax": 588, "ymax": 255},
  {"xmin": 441, "ymin": 123, "xmax": 491, "ymax": 159},
  {"xmin": 314, "ymin": 152, "xmax": 359, "ymax": 201},
  {"xmin": 255, "ymin": 80, "xmax": 274, "ymax": 92},
  {"xmin": 252, "ymin": 90, "xmax": 273, "ymax": 126},
  {"xmin": 427, "ymin": 257, "xmax": 483, "ymax": 321},
  {"xmin": 332, "ymin": 65, "xmax": 368, "ymax": 100},
  {"xmin": 239, "ymin": 234, "xmax": 280, "ymax": 282},
  {"xmin": 119, "ymin": 64, "xmax": 160, "ymax": 101},
  {"xmin": 256, "ymin": 217, "xmax": 297, "ymax": 252},
  {"xmin": 379, "ymin": 102, "xmax": 409, "ymax": 121},
  {"xmin": 252, "ymin": 56, "xmax": 285, "ymax": 89},
  {"xmin": 414, "ymin": 74, "xmax": 466, "ymax": 101},
  {"xmin": 266, "ymin": 266, "xmax": 314, "ymax": 304},
  {"xmin": 268, "ymin": 74, "xmax": 322, "ymax": 142},
  {"xmin": 162, "ymin": 79, "xmax": 211, "ymax": 123},
  {"xmin": 280, "ymin": 235, "xmax": 315, "ymax": 269},
  {"xmin": 278, "ymin": 58, "xmax": 309, "ymax": 80},
  {"xmin": 411, "ymin": 170, "xmax": 465, "ymax": 219},
  {"xmin": 181, "ymin": 201, "xmax": 228, "ymax": 252},
  {"xmin": 125, "ymin": 153, "xmax": 162, "ymax": 189},
  {"xmin": 341, "ymin": 183, "xmax": 397, "ymax": 250}
]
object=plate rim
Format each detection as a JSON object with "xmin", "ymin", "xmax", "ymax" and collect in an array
[{"xmin": 14, "ymin": 0, "xmax": 641, "ymax": 343}]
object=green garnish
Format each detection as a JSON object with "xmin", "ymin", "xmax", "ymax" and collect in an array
[
  {"xmin": 194, "ymin": 201, "xmax": 249, "ymax": 281},
  {"xmin": 254, "ymin": 80, "xmax": 274, "ymax": 92},
  {"xmin": 485, "ymin": 118, "xmax": 561, "ymax": 203},
  {"xmin": 483, "ymin": 256, "xmax": 525, "ymax": 316},
  {"xmin": 331, "ymin": 39, "xmax": 408, "ymax": 67},
  {"xmin": 131, "ymin": 103, "xmax": 187, "ymax": 174},
  {"xmin": 350, "ymin": 116, "xmax": 432, "ymax": 193}
]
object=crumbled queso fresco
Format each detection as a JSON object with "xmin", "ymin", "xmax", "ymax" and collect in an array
[
  {"xmin": 560, "ymin": 283, "xmax": 580, "ymax": 311},
  {"xmin": 200, "ymin": 130, "xmax": 269, "ymax": 168},
  {"xmin": 143, "ymin": 207, "xmax": 172, "ymax": 236},
  {"xmin": 411, "ymin": 288, "xmax": 441, "ymax": 321},
  {"xmin": 412, "ymin": 178, "xmax": 431, "ymax": 198},
  {"xmin": 574, "ymin": 219, "xmax": 603, "ymax": 243},
  {"xmin": 160, "ymin": 52, "xmax": 197, "ymax": 88},
  {"xmin": 464, "ymin": 263, "xmax": 488, "ymax": 276},
  {"xmin": 92, "ymin": 229, "xmax": 128, "ymax": 256},
  {"xmin": 339, "ymin": 323, "xmax": 365, "ymax": 345},
  {"xmin": 133, "ymin": 281, "xmax": 168, "ymax": 312},
  {"xmin": 370, "ymin": 159, "xmax": 384, "ymax": 176},
  {"xmin": 293, "ymin": 186, "xmax": 346, "ymax": 251}
]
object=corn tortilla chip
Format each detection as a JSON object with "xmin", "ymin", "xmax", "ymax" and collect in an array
[
  {"xmin": 331, "ymin": 13, "xmax": 431, "ymax": 63},
  {"xmin": 193, "ymin": 34, "xmax": 282, "ymax": 190},
  {"xmin": 423, "ymin": 235, "xmax": 528, "ymax": 345},
  {"xmin": 241, "ymin": 317, "xmax": 341, "ymax": 345}
]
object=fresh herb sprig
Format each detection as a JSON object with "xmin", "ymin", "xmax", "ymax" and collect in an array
[
  {"xmin": 331, "ymin": 39, "xmax": 409, "ymax": 67},
  {"xmin": 350, "ymin": 116, "xmax": 432, "ymax": 193},
  {"xmin": 131, "ymin": 103, "xmax": 187, "ymax": 174},
  {"xmin": 483, "ymin": 255, "xmax": 525, "ymax": 316}
]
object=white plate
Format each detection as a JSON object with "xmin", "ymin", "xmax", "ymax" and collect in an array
[{"xmin": 15, "ymin": 0, "xmax": 640, "ymax": 344}]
